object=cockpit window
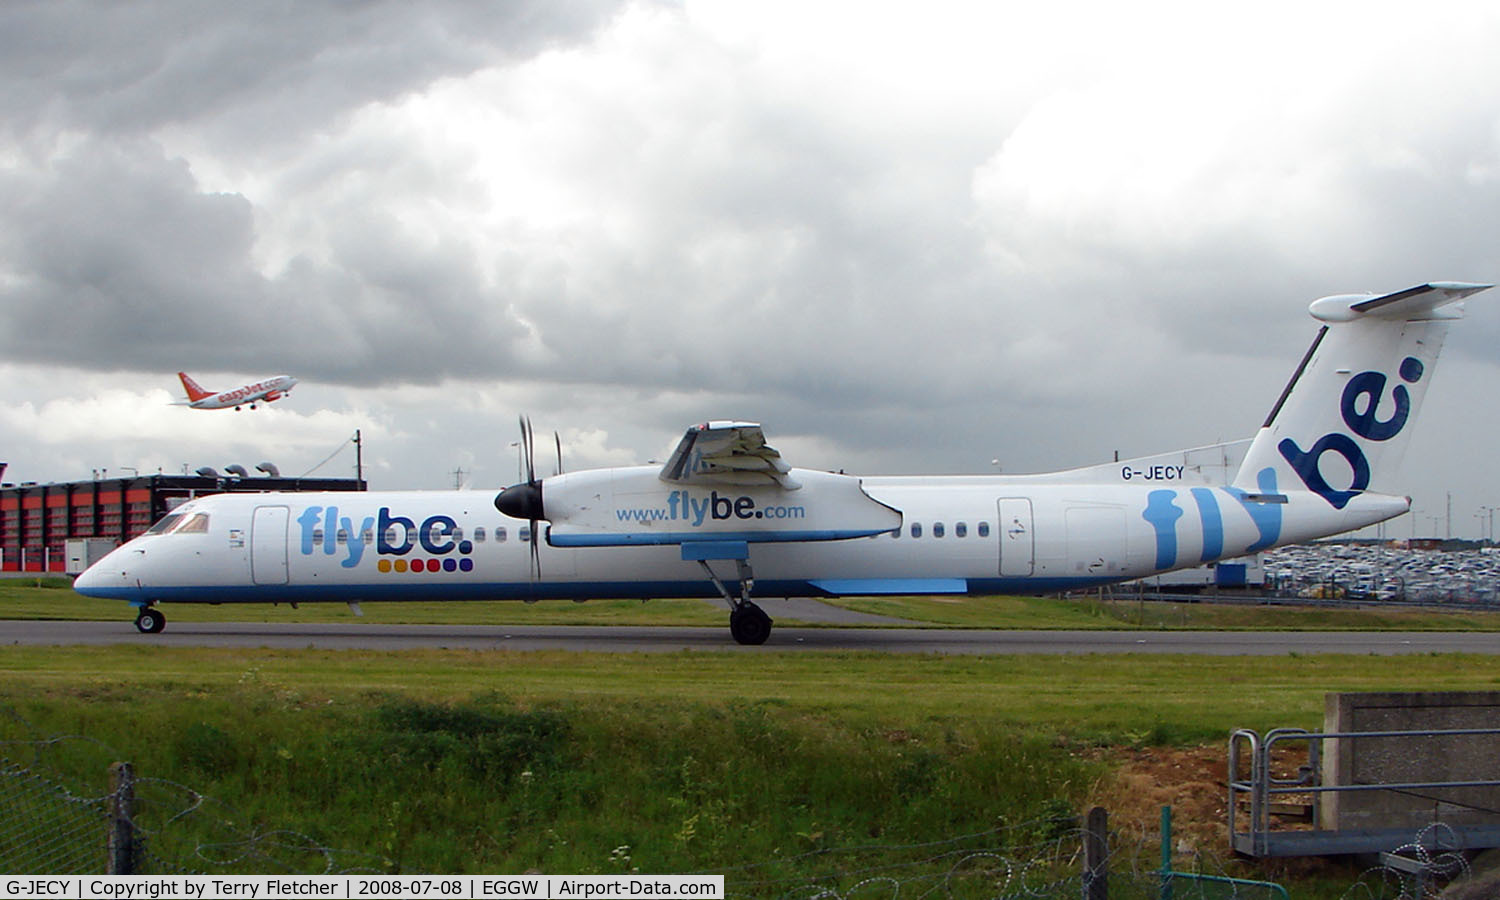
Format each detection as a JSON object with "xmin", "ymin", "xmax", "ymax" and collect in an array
[
  {"xmin": 145, "ymin": 512, "xmax": 210, "ymax": 535},
  {"xmin": 145, "ymin": 514, "xmax": 184, "ymax": 535},
  {"xmin": 176, "ymin": 513, "xmax": 210, "ymax": 534}
]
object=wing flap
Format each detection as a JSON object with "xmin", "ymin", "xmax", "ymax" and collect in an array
[{"xmin": 660, "ymin": 421, "xmax": 801, "ymax": 489}]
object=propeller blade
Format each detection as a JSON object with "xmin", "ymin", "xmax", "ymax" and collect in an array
[
  {"xmin": 554, "ymin": 431, "xmax": 564, "ymax": 476},
  {"xmin": 521, "ymin": 416, "xmax": 536, "ymax": 485},
  {"xmin": 529, "ymin": 523, "xmax": 541, "ymax": 580}
]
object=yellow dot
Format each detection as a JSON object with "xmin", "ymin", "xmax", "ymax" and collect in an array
[
  {"xmin": 394, "ymin": 559, "xmax": 408, "ymax": 573},
  {"xmin": 377, "ymin": 559, "xmax": 391, "ymax": 573}
]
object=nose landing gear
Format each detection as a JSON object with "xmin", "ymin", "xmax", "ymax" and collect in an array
[{"xmin": 134, "ymin": 606, "xmax": 166, "ymax": 634}]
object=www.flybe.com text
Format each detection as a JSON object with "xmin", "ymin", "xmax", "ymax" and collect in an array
[{"xmin": 617, "ymin": 490, "xmax": 806, "ymax": 526}]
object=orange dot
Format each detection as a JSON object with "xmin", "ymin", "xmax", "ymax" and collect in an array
[
  {"xmin": 377, "ymin": 559, "xmax": 391, "ymax": 573},
  {"xmin": 394, "ymin": 559, "xmax": 408, "ymax": 573}
]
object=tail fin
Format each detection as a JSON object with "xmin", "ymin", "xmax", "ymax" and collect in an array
[
  {"xmin": 177, "ymin": 372, "xmax": 212, "ymax": 402},
  {"xmin": 1233, "ymin": 282, "xmax": 1491, "ymax": 507}
]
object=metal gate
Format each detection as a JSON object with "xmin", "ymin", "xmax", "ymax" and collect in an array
[
  {"xmin": 250, "ymin": 506, "xmax": 289, "ymax": 585},
  {"xmin": 997, "ymin": 498, "xmax": 1034, "ymax": 577},
  {"xmin": 1229, "ymin": 726, "xmax": 1500, "ymax": 857}
]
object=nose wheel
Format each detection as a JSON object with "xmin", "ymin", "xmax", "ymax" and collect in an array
[{"xmin": 134, "ymin": 607, "xmax": 166, "ymax": 634}]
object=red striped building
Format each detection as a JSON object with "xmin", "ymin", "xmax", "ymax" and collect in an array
[{"xmin": 0, "ymin": 472, "xmax": 364, "ymax": 572}]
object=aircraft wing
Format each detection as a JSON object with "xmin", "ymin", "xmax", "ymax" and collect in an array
[{"xmin": 659, "ymin": 421, "xmax": 802, "ymax": 490}]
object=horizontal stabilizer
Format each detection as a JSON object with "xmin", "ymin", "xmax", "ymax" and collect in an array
[{"xmin": 1309, "ymin": 282, "xmax": 1491, "ymax": 323}]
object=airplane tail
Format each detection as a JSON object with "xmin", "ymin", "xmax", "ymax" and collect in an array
[
  {"xmin": 1232, "ymin": 282, "xmax": 1491, "ymax": 507},
  {"xmin": 177, "ymin": 372, "xmax": 212, "ymax": 402}
]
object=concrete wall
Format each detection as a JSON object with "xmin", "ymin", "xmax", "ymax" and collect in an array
[{"xmin": 1320, "ymin": 691, "xmax": 1500, "ymax": 832}]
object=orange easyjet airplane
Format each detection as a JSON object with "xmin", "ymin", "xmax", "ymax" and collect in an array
[{"xmin": 175, "ymin": 372, "xmax": 298, "ymax": 411}]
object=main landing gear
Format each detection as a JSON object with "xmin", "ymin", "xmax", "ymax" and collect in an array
[
  {"xmin": 134, "ymin": 606, "xmax": 166, "ymax": 634},
  {"xmin": 697, "ymin": 558, "xmax": 773, "ymax": 645}
]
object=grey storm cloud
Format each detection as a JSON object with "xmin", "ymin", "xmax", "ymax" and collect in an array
[
  {"xmin": 0, "ymin": 0, "xmax": 624, "ymax": 383},
  {"xmin": 0, "ymin": 0, "xmax": 1498, "ymax": 508},
  {"xmin": 0, "ymin": 1, "xmax": 622, "ymax": 141}
]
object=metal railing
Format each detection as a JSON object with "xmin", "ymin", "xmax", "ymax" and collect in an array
[{"xmin": 1229, "ymin": 727, "xmax": 1500, "ymax": 857}]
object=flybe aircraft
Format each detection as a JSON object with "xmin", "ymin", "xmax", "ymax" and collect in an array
[
  {"xmin": 175, "ymin": 371, "xmax": 298, "ymax": 410},
  {"xmin": 80, "ymin": 283, "xmax": 1490, "ymax": 643}
]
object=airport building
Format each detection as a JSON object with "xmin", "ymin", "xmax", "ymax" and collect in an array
[{"xmin": 0, "ymin": 471, "xmax": 365, "ymax": 573}]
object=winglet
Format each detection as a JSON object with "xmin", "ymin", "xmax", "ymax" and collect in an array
[{"xmin": 659, "ymin": 421, "xmax": 802, "ymax": 489}]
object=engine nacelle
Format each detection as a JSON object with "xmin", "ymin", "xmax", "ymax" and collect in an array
[{"xmin": 534, "ymin": 465, "xmax": 901, "ymax": 547}]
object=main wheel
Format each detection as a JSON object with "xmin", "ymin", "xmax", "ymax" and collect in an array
[
  {"xmin": 729, "ymin": 603, "xmax": 772, "ymax": 645},
  {"xmin": 134, "ymin": 608, "xmax": 166, "ymax": 634}
]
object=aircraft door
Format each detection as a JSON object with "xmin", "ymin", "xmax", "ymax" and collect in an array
[
  {"xmin": 251, "ymin": 505, "xmax": 290, "ymax": 585},
  {"xmin": 997, "ymin": 498, "xmax": 1034, "ymax": 577}
]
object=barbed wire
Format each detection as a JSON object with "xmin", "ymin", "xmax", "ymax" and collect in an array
[
  {"xmin": 0, "ymin": 705, "xmax": 384, "ymax": 875},
  {"xmin": 1, "ymin": 703, "xmax": 1494, "ymax": 894}
]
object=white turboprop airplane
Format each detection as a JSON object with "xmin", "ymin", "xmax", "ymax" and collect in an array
[
  {"xmin": 80, "ymin": 283, "xmax": 1490, "ymax": 643},
  {"xmin": 175, "ymin": 372, "xmax": 298, "ymax": 411}
]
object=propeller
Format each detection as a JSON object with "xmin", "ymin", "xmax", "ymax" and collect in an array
[{"xmin": 495, "ymin": 416, "xmax": 545, "ymax": 577}]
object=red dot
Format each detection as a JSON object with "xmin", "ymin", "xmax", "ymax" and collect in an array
[{"xmin": 410, "ymin": 559, "xmax": 425, "ymax": 572}]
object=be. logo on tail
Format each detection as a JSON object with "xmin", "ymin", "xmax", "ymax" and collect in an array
[{"xmin": 1277, "ymin": 357, "xmax": 1423, "ymax": 509}]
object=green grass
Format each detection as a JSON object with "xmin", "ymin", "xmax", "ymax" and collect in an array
[
  {"xmin": 5, "ymin": 644, "xmax": 1499, "ymax": 894},
  {"xmin": 8, "ymin": 576, "xmax": 1500, "ymax": 630},
  {"xmin": 6, "ymin": 578, "xmax": 1500, "ymax": 894}
]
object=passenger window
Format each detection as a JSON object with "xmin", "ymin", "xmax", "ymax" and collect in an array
[
  {"xmin": 363, "ymin": 530, "xmax": 374, "ymax": 544},
  {"xmin": 452, "ymin": 527, "xmax": 464, "ymax": 541},
  {"xmin": 520, "ymin": 526, "xmax": 531, "ymax": 542},
  {"xmin": 955, "ymin": 522, "xmax": 967, "ymax": 538},
  {"xmin": 312, "ymin": 529, "xmax": 324, "ymax": 544},
  {"xmin": 978, "ymin": 522, "xmax": 991, "ymax": 538},
  {"xmin": 910, "ymin": 523, "xmax": 922, "ymax": 539},
  {"xmin": 335, "ymin": 529, "xmax": 348, "ymax": 544},
  {"xmin": 496, "ymin": 527, "xmax": 507, "ymax": 543},
  {"xmin": 474, "ymin": 527, "xmax": 486, "ymax": 543},
  {"xmin": 933, "ymin": 523, "xmax": 945, "ymax": 538}
]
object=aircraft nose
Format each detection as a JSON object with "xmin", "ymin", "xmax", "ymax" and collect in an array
[{"xmin": 73, "ymin": 550, "xmax": 144, "ymax": 599}]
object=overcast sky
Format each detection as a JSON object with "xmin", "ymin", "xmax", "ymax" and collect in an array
[{"xmin": 2, "ymin": 1, "xmax": 1498, "ymax": 536}]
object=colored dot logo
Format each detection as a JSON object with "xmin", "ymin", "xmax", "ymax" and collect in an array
[{"xmin": 377, "ymin": 558, "xmax": 474, "ymax": 573}]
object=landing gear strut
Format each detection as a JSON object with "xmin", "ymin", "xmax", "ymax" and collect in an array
[
  {"xmin": 134, "ymin": 606, "xmax": 166, "ymax": 634},
  {"xmin": 697, "ymin": 558, "xmax": 773, "ymax": 645}
]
